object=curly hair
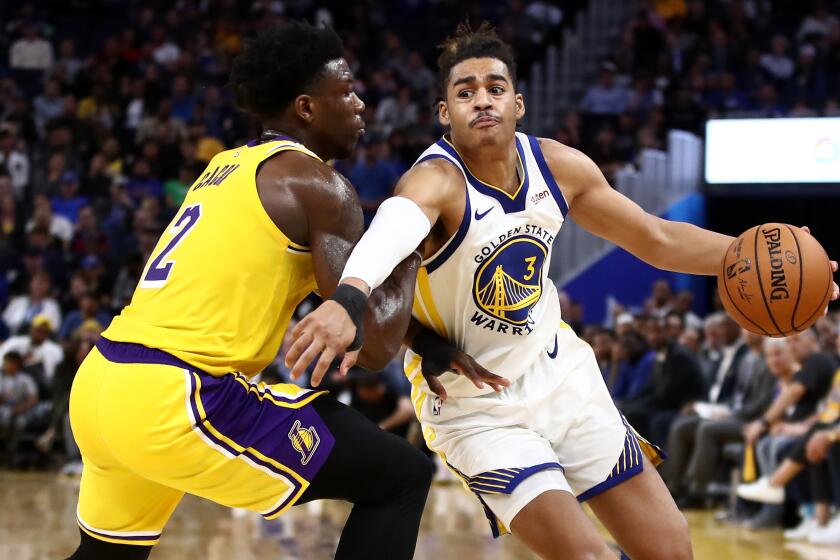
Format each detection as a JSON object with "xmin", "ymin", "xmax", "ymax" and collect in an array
[
  {"xmin": 229, "ymin": 21, "xmax": 344, "ymax": 117},
  {"xmin": 436, "ymin": 22, "xmax": 517, "ymax": 94}
]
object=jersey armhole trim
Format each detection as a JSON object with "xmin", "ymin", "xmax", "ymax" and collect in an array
[
  {"xmin": 414, "ymin": 154, "xmax": 472, "ymax": 275},
  {"xmin": 253, "ymin": 145, "xmax": 320, "ymax": 252},
  {"xmin": 527, "ymin": 135, "xmax": 569, "ymax": 217}
]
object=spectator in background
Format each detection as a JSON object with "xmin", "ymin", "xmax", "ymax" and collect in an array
[
  {"xmin": 125, "ymin": 159, "xmax": 163, "ymax": 205},
  {"xmin": 738, "ymin": 359, "xmax": 840, "ymax": 542},
  {"xmin": 404, "ymin": 51, "xmax": 436, "ymax": 100},
  {"xmin": 760, "ymin": 35, "xmax": 795, "ymax": 86},
  {"xmin": 8, "ymin": 24, "xmax": 54, "ymax": 73},
  {"xmin": 51, "ymin": 171, "xmax": 89, "ymax": 224},
  {"xmin": 375, "ymin": 86, "xmax": 419, "ymax": 136},
  {"xmin": 348, "ymin": 367, "xmax": 414, "ymax": 439},
  {"xmin": 0, "ymin": 314, "xmax": 64, "ymax": 384},
  {"xmin": 165, "ymin": 162, "xmax": 201, "ymax": 210},
  {"xmin": 59, "ymin": 293, "xmax": 111, "ymax": 340},
  {"xmin": 110, "ymin": 252, "xmax": 144, "ymax": 310},
  {"xmin": 591, "ymin": 327, "xmax": 617, "ymax": 380},
  {"xmin": 0, "ymin": 351, "xmax": 38, "ymax": 464},
  {"xmin": 345, "ymin": 136, "xmax": 401, "ymax": 227},
  {"xmin": 610, "ymin": 329, "xmax": 656, "ymax": 401},
  {"xmin": 645, "ymin": 278, "xmax": 673, "ymax": 318},
  {"xmin": 26, "ymin": 194, "xmax": 73, "ymax": 247},
  {"xmin": 33, "ymin": 79, "xmax": 64, "ymax": 135},
  {"xmin": 621, "ymin": 317, "xmax": 706, "ymax": 444},
  {"xmin": 36, "ymin": 336, "xmax": 96, "ymax": 475},
  {"xmin": 188, "ymin": 120, "xmax": 225, "ymax": 163},
  {"xmin": 580, "ymin": 60, "xmax": 630, "ymax": 115},
  {"xmin": 151, "ymin": 25, "xmax": 181, "ymax": 66},
  {"xmin": 741, "ymin": 330, "xmax": 837, "ymax": 528},
  {"xmin": 0, "ymin": 127, "xmax": 30, "ymax": 197},
  {"xmin": 815, "ymin": 317, "xmax": 839, "ymax": 361},
  {"xmin": 53, "ymin": 39, "xmax": 83, "ymax": 84},
  {"xmin": 666, "ymin": 331, "xmax": 774, "ymax": 506},
  {"xmin": 2, "ymin": 272, "xmax": 61, "ymax": 336}
]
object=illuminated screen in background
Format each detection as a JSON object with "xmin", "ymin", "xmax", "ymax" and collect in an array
[{"xmin": 705, "ymin": 118, "xmax": 840, "ymax": 184}]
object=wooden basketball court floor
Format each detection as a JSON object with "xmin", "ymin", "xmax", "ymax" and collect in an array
[{"xmin": 1, "ymin": 470, "xmax": 836, "ymax": 560}]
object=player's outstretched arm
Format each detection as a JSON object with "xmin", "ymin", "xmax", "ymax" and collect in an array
[
  {"xmin": 540, "ymin": 139, "xmax": 840, "ymax": 303},
  {"xmin": 257, "ymin": 153, "xmax": 420, "ymax": 383},
  {"xmin": 539, "ymin": 138, "xmax": 734, "ymax": 276},
  {"xmin": 286, "ymin": 160, "xmax": 460, "ymax": 383}
]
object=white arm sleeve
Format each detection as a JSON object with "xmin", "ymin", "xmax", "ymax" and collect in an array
[{"xmin": 340, "ymin": 196, "xmax": 432, "ymax": 291}]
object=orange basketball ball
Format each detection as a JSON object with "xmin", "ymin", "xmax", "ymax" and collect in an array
[{"xmin": 718, "ymin": 224, "xmax": 832, "ymax": 337}]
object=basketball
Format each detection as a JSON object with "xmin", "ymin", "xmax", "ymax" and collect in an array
[{"xmin": 718, "ymin": 224, "xmax": 833, "ymax": 337}]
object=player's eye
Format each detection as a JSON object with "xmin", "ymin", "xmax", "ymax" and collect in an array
[
  {"xmin": 457, "ymin": 89, "xmax": 473, "ymax": 98},
  {"xmin": 490, "ymin": 86, "xmax": 505, "ymax": 95}
]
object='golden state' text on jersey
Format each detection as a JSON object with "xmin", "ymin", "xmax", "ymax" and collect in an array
[
  {"xmin": 405, "ymin": 132, "xmax": 569, "ymax": 398},
  {"xmin": 103, "ymin": 137, "xmax": 319, "ymax": 377}
]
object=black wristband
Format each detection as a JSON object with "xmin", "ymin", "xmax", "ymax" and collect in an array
[
  {"xmin": 330, "ymin": 284, "xmax": 366, "ymax": 351},
  {"xmin": 411, "ymin": 329, "xmax": 456, "ymax": 376}
]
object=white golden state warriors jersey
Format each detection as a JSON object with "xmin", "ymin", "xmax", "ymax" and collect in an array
[{"xmin": 405, "ymin": 132, "xmax": 570, "ymax": 398}]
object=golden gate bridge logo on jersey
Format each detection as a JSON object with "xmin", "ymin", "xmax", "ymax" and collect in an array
[
  {"xmin": 473, "ymin": 235, "xmax": 547, "ymax": 325},
  {"xmin": 288, "ymin": 420, "xmax": 320, "ymax": 465}
]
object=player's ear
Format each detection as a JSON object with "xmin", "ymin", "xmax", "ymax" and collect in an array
[
  {"xmin": 514, "ymin": 92, "xmax": 525, "ymax": 122},
  {"xmin": 295, "ymin": 94, "xmax": 315, "ymax": 123},
  {"xmin": 438, "ymin": 100, "xmax": 450, "ymax": 127}
]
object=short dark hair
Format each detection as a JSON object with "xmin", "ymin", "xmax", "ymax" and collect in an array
[
  {"xmin": 230, "ymin": 21, "xmax": 344, "ymax": 117},
  {"xmin": 3, "ymin": 351, "xmax": 22, "ymax": 367},
  {"xmin": 437, "ymin": 22, "xmax": 517, "ymax": 94}
]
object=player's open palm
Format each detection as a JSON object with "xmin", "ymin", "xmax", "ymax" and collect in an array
[{"xmin": 286, "ymin": 301, "xmax": 358, "ymax": 386}]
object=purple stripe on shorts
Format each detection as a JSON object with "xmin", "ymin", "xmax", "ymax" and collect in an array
[
  {"xmin": 96, "ymin": 337, "xmax": 203, "ymax": 373},
  {"xmin": 78, "ymin": 520, "xmax": 161, "ymax": 543},
  {"xmin": 187, "ymin": 372, "xmax": 242, "ymax": 458},
  {"xmin": 194, "ymin": 373, "xmax": 334, "ymax": 482}
]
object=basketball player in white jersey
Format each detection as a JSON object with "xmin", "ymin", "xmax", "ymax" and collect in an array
[{"xmin": 287, "ymin": 24, "xmax": 839, "ymax": 559}]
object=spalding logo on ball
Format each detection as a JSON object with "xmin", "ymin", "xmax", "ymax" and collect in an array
[{"xmin": 719, "ymin": 223, "xmax": 832, "ymax": 337}]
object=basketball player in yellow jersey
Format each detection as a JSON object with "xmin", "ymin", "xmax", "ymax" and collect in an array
[
  {"xmin": 64, "ymin": 22, "xmax": 495, "ymax": 560},
  {"xmin": 291, "ymin": 24, "xmax": 840, "ymax": 560}
]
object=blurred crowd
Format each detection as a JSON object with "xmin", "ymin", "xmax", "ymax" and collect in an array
[
  {"xmin": 579, "ymin": 279, "xmax": 840, "ymax": 545},
  {"xmin": 562, "ymin": 0, "xmax": 840, "ymax": 183}
]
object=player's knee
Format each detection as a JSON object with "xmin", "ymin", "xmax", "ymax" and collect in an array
[{"xmin": 399, "ymin": 445, "xmax": 434, "ymax": 496}]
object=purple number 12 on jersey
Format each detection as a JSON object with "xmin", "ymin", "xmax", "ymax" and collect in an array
[{"xmin": 141, "ymin": 204, "xmax": 201, "ymax": 287}]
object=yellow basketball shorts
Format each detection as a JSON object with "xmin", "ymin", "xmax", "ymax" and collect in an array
[{"xmin": 69, "ymin": 337, "xmax": 332, "ymax": 546}]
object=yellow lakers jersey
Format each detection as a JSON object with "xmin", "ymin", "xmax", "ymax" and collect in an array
[{"xmin": 103, "ymin": 137, "xmax": 320, "ymax": 376}]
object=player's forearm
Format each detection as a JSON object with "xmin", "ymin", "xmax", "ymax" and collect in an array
[
  {"xmin": 378, "ymin": 398, "xmax": 414, "ymax": 430},
  {"xmin": 356, "ymin": 254, "xmax": 421, "ymax": 371},
  {"xmin": 646, "ymin": 218, "xmax": 733, "ymax": 276}
]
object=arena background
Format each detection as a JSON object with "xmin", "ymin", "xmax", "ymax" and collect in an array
[{"xmin": 0, "ymin": 0, "xmax": 839, "ymax": 558}]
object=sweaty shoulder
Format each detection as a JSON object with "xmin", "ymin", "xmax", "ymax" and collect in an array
[
  {"xmin": 256, "ymin": 149, "xmax": 362, "ymax": 247},
  {"xmin": 536, "ymin": 137, "xmax": 606, "ymax": 206}
]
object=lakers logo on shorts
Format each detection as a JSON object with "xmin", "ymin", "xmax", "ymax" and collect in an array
[
  {"xmin": 288, "ymin": 420, "xmax": 320, "ymax": 465},
  {"xmin": 473, "ymin": 235, "xmax": 546, "ymax": 325}
]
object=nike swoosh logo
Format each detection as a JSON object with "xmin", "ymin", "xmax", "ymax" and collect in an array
[
  {"xmin": 547, "ymin": 334, "xmax": 558, "ymax": 359},
  {"xmin": 474, "ymin": 207, "xmax": 494, "ymax": 220}
]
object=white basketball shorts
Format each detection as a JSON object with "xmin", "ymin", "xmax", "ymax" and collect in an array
[{"xmin": 411, "ymin": 325, "xmax": 663, "ymax": 536}]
